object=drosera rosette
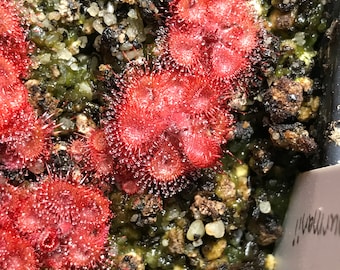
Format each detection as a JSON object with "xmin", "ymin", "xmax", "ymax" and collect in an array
[
  {"xmin": 86, "ymin": 128, "xmax": 116, "ymax": 177},
  {"xmin": 0, "ymin": 0, "xmax": 31, "ymax": 78},
  {"xmin": 0, "ymin": 177, "xmax": 111, "ymax": 270},
  {"xmin": 0, "ymin": 181, "xmax": 38, "ymax": 269},
  {"xmin": 162, "ymin": 0, "xmax": 261, "ymax": 80},
  {"xmin": 0, "ymin": 56, "xmax": 52, "ymax": 173},
  {"xmin": 14, "ymin": 176, "xmax": 112, "ymax": 269},
  {"xmin": 0, "ymin": 106, "xmax": 54, "ymax": 173},
  {"xmin": 0, "ymin": 56, "xmax": 30, "ymax": 131},
  {"xmin": 100, "ymin": 0, "xmax": 265, "ymax": 198},
  {"xmin": 164, "ymin": 23, "xmax": 207, "ymax": 72},
  {"xmin": 68, "ymin": 128, "xmax": 115, "ymax": 178},
  {"xmin": 0, "ymin": 180, "xmax": 29, "ymax": 228},
  {"xmin": 102, "ymin": 60, "xmax": 237, "ymax": 197},
  {"xmin": 0, "ymin": 0, "xmax": 54, "ymax": 174},
  {"xmin": 0, "ymin": 226, "xmax": 38, "ymax": 270}
]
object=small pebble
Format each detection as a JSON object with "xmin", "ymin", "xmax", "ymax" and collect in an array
[
  {"xmin": 48, "ymin": 11, "xmax": 61, "ymax": 21},
  {"xmin": 106, "ymin": 2, "xmax": 115, "ymax": 13},
  {"xmin": 70, "ymin": 63, "xmax": 79, "ymax": 71},
  {"xmin": 38, "ymin": 53, "xmax": 51, "ymax": 65},
  {"xmin": 57, "ymin": 48, "xmax": 72, "ymax": 60},
  {"xmin": 293, "ymin": 32, "xmax": 306, "ymax": 46},
  {"xmin": 93, "ymin": 19, "xmax": 105, "ymax": 34},
  {"xmin": 192, "ymin": 238, "xmax": 203, "ymax": 247},
  {"xmin": 126, "ymin": 26, "xmax": 138, "ymax": 41},
  {"xmin": 87, "ymin": 2, "xmax": 100, "ymax": 17},
  {"xmin": 58, "ymin": 117, "xmax": 75, "ymax": 132},
  {"xmin": 127, "ymin": 9, "xmax": 138, "ymax": 19},
  {"xmin": 259, "ymin": 201, "xmax": 272, "ymax": 214},
  {"xmin": 118, "ymin": 33, "xmax": 126, "ymax": 43},
  {"xmin": 103, "ymin": 13, "xmax": 117, "ymax": 26},
  {"xmin": 76, "ymin": 113, "xmax": 96, "ymax": 134},
  {"xmin": 161, "ymin": 239, "xmax": 169, "ymax": 247},
  {"xmin": 36, "ymin": 12, "xmax": 46, "ymax": 21},
  {"xmin": 186, "ymin": 220, "xmax": 205, "ymax": 241},
  {"xmin": 205, "ymin": 220, "xmax": 225, "ymax": 238},
  {"xmin": 78, "ymin": 82, "xmax": 93, "ymax": 100},
  {"xmin": 79, "ymin": 36, "xmax": 88, "ymax": 49}
]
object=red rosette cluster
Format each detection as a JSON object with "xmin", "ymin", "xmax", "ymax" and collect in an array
[
  {"xmin": 0, "ymin": 179, "xmax": 112, "ymax": 269},
  {"xmin": 166, "ymin": 0, "xmax": 259, "ymax": 79},
  {"xmin": 0, "ymin": 226, "xmax": 38, "ymax": 270},
  {"xmin": 0, "ymin": 0, "xmax": 30, "ymax": 78},
  {"xmin": 104, "ymin": 68, "xmax": 234, "ymax": 197},
  {"xmin": 68, "ymin": 129, "xmax": 115, "ymax": 178},
  {"xmin": 0, "ymin": 183, "xmax": 38, "ymax": 269},
  {"xmin": 102, "ymin": 0, "xmax": 261, "ymax": 197},
  {"xmin": 0, "ymin": 0, "xmax": 52, "ymax": 172}
]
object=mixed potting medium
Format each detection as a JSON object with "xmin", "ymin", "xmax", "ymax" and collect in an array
[{"xmin": 0, "ymin": 0, "xmax": 334, "ymax": 269}]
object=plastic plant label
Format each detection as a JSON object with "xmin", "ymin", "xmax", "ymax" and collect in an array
[{"xmin": 274, "ymin": 163, "xmax": 340, "ymax": 270}]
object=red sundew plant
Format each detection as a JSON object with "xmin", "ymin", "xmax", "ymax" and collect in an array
[
  {"xmin": 68, "ymin": 129, "xmax": 115, "ymax": 178},
  {"xmin": 0, "ymin": 183, "xmax": 38, "ymax": 269},
  {"xmin": 0, "ymin": 0, "xmax": 115, "ymax": 268},
  {"xmin": 0, "ymin": 178, "xmax": 112, "ymax": 269},
  {"xmin": 165, "ymin": 0, "xmax": 259, "ymax": 79},
  {"xmin": 170, "ymin": 0, "xmax": 208, "ymax": 25},
  {"xmin": 0, "ymin": 107, "xmax": 53, "ymax": 172},
  {"xmin": 0, "ymin": 0, "xmax": 53, "ymax": 172},
  {"xmin": 103, "ymin": 67, "xmax": 236, "ymax": 197},
  {"xmin": 0, "ymin": 226, "xmax": 38, "ymax": 270},
  {"xmin": 68, "ymin": 138, "xmax": 88, "ymax": 164},
  {"xmin": 0, "ymin": 0, "xmax": 30, "ymax": 78},
  {"xmin": 0, "ymin": 56, "xmax": 30, "ymax": 131},
  {"xmin": 102, "ymin": 0, "xmax": 262, "ymax": 197},
  {"xmin": 13, "ymin": 178, "xmax": 112, "ymax": 269},
  {"xmin": 166, "ymin": 25, "xmax": 206, "ymax": 70},
  {"xmin": 0, "ymin": 182, "xmax": 28, "ymax": 228},
  {"xmin": 87, "ymin": 129, "xmax": 116, "ymax": 176}
]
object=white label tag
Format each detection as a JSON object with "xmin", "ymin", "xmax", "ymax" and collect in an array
[{"xmin": 274, "ymin": 163, "xmax": 340, "ymax": 269}]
